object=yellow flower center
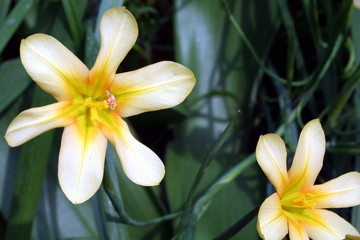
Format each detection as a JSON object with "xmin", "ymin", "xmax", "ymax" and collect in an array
[
  {"xmin": 281, "ymin": 190, "xmax": 316, "ymax": 210},
  {"xmin": 82, "ymin": 90, "xmax": 117, "ymax": 121}
]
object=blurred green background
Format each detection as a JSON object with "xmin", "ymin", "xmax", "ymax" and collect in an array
[{"xmin": 1, "ymin": 0, "xmax": 360, "ymax": 239}]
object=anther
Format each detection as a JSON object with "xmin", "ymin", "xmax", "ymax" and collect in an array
[{"xmin": 106, "ymin": 90, "xmax": 117, "ymax": 110}]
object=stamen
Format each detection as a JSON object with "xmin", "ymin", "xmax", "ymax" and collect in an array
[
  {"xmin": 292, "ymin": 193, "xmax": 316, "ymax": 209},
  {"xmin": 106, "ymin": 90, "xmax": 117, "ymax": 110},
  {"xmin": 90, "ymin": 107, "xmax": 99, "ymax": 121}
]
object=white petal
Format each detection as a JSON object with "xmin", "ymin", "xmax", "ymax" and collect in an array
[
  {"xmin": 99, "ymin": 113, "xmax": 165, "ymax": 186},
  {"xmin": 304, "ymin": 209, "xmax": 360, "ymax": 240},
  {"xmin": 288, "ymin": 220, "xmax": 309, "ymax": 240},
  {"xmin": 257, "ymin": 193, "xmax": 288, "ymax": 240},
  {"xmin": 308, "ymin": 172, "xmax": 360, "ymax": 208},
  {"xmin": 256, "ymin": 134, "xmax": 289, "ymax": 195},
  {"xmin": 288, "ymin": 119, "xmax": 325, "ymax": 188},
  {"xmin": 110, "ymin": 61, "xmax": 196, "ymax": 118},
  {"xmin": 89, "ymin": 7, "xmax": 138, "ymax": 97},
  {"xmin": 5, "ymin": 101, "xmax": 75, "ymax": 147},
  {"xmin": 20, "ymin": 34, "xmax": 88, "ymax": 101},
  {"xmin": 58, "ymin": 120, "xmax": 107, "ymax": 204}
]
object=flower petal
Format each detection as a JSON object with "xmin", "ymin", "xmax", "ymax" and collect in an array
[
  {"xmin": 89, "ymin": 7, "xmax": 138, "ymax": 97},
  {"xmin": 257, "ymin": 193, "xmax": 288, "ymax": 240},
  {"xmin": 99, "ymin": 112, "xmax": 165, "ymax": 186},
  {"xmin": 110, "ymin": 61, "xmax": 196, "ymax": 117},
  {"xmin": 288, "ymin": 119, "xmax": 325, "ymax": 188},
  {"xmin": 5, "ymin": 101, "xmax": 76, "ymax": 147},
  {"xmin": 306, "ymin": 172, "xmax": 360, "ymax": 209},
  {"xmin": 288, "ymin": 221, "xmax": 309, "ymax": 240},
  {"xmin": 303, "ymin": 209, "xmax": 360, "ymax": 239},
  {"xmin": 20, "ymin": 34, "xmax": 88, "ymax": 101},
  {"xmin": 58, "ymin": 119, "xmax": 107, "ymax": 204},
  {"xmin": 256, "ymin": 134, "xmax": 289, "ymax": 195}
]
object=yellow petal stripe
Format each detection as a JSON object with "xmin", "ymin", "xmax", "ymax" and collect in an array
[
  {"xmin": 5, "ymin": 101, "xmax": 76, "ymax": 147},
  {"xmin": 256, "ymin": 134, "xmax": 289, "ymax": 195},
  {"xmin": 110, "ymin": 61, "xmax": 196, "ymax": 118},
  {"xmin": 20, "ymin": 34, "xmax": 89, "ymax": 101},
  {"xmin": 288, "ymin": 220, "xmax": 308, "ymax": 240},
  {"xmin": 257, "ymin": 193, "xmax": 288, "ymax": 240},
  {"xmin": 306, "ymin": 172, "xmax": 360, "ymax": 209},
  {"xmin": 88, "ymin": 7, "xmax": 138, "ymax": 98},
  {"xmin": 288, "ymin": 119, "xmax": 325, "ymax": 188},
  {"xmin": 58, "ymin": 118, "xmax": 107, "ymax": 204},
  {"xmin": 303, "ymin": 209, "xmax": 360, "ymax": 239},
  {"xmin": 99, "ymin": 112, "xmax": 165, "ymax": 186}
]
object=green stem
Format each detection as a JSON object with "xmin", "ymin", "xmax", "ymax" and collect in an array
[
  {"xmin": 176, "ymin": 110, "xmax": 240, "ymax": 233},
  {"xmin": 103, "ymin": 164, "xmax": 181, "ymax": 227}
]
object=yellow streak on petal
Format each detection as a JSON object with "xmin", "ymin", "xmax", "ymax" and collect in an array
[
  {"xmin": 89, "ymin": 7, "xmax": 138, "ymax": 98},
  {"xmin": 58, "ymin": 116, "xmax": 107, "ymax": 204},
  {"xmin": 20, "ymin": 34, "xmax": 88, "ymax": 101},
  {"xmin": 288, "ymin": 119, "xmax": 325, "ymax": 188},
  {"xmin": 256, "ymin": 134, "xmax": 289, "ymax": 195},
  {"xmin": 5, "ymin": 101, "xmax": 77, "ymax": 147},
  {"xmin": 99, "ymin": 112, "xmax": 165, "ymax": 186},
  {"xmin": 110, "ymin": 61, "xmax": 196, "ymax": 118}
]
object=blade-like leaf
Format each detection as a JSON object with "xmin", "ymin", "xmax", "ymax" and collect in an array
[
  {"xmin": 61, "ymin": 0, "xmax": 87, "ymax": 48},
  {"xmin": 0, "ymin": 59, "xmax": 32, "ymax": 114},
  {"xmin": 0, "ymin": 0, "xmax": 38, "ymax": 54},
  {"xmin": 167, "ymin": 0, "xmax": 279, "ymax": 239},
  {"xmin": 4, "ymin": 86, "xmax": 54, "ymax": 240}
]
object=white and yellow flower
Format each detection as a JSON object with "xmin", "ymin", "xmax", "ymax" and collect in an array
[
  {"xmin": 5, "ymin": 7, "xmax": 195, "ymax": 204},
  {"xmin": 256, "ymin": 119, "xmax": 360, "ymax": 239}
]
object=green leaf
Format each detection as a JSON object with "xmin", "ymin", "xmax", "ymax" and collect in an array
[
  {"xmin": 0, "ymin": 0, "xmax": 38, "ymax": 54},
  {"xmin": 0, "ymin": 0, "xmax": 12, "ymax": 23},
  {"xmin": 0, "ymin": 58, "xmax": 32, "ymax": 114},
  {"xmin": 4, "ymin": 86, "xmax": 54, "ymax": 240},
  {"xmin": 61, "ymin": 0, "xmax": 87, "ymax": 49},
  {"xmin": 167, "ymin": 0, "xmax": 279, "ymax": 238},
  {"xmin": 213, "ymin": 206, "xmax": 259, "ymax": 240},
  {"xmin": 353, "ymin": 7, "xmax": 360, "ymax": 66},
  {"xmin": 104, "ymin": 144, "xmax": 172, "ymax": 239},
  {"xmin": 352, "ymin": 7, "xmax": 360, "ymax": 230}
]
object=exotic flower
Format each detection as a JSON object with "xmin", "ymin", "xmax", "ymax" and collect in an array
[
  {"xmin": 5, "ymin": 7, "xmax": 195, "ymax": 204},
  {"xmin": 256, "ymin": 119, "xmax": 360, "ymax": 239}
]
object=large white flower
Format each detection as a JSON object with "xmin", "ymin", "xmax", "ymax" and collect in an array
[{"xmin": 5, "ymin": 7, "xmax": 196, "ymax": 204}]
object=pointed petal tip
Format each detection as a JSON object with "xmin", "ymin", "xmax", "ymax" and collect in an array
[
  {"xmin": 256, "ymin": 133, "xmax": 289, "ymax": 195},
  {"xmin": 111, "ymin": 61, "xmax": 196, "ymax": 117},
  {"xmin": 99, "ymin": 115, "xmax": 166, "ymax": 187},
  {"xmin": 288, "ymin": 118, "xmax": 325, "ymax": 187}
]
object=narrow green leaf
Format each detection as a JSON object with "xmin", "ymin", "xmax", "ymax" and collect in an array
[
  {"xmin": 169, "ymin": 0, "xmax": 279, "ymax": 238},
  {"xmin": 5, "ymin": 86, "xmax": 54, "ymax": 240},
  {"xmin": 182, "ymin": 154, "xmax": 256, "ymax": 239},
  {"xmin": 103, "ymin": 145, "xmax": 180, "ymax": 227},
  {"xmin": 177, "ymin": 111, "xmax": 240, "ymax": 232},
  {"xmin": 0, "ymin": 58, "xmax": 32, "ymax": 114},
  {"xmin": 100, "ymin": 188, "xmax": 130, "ymax": 240},
  {"xmin": 352, "ymin": 7, "xmax": 360, "ymax": 66},
  {"xmin": 0, "ymin": 0, "xmax": 38, "ymax": 54},
  {"xmin": 351, "ymin": 6, "xmax": 360, "ymax": 230},
  {"xmin": 61, "ymin": 0, "xmax": 87, "ymax": 49},
  {"xmin": 0, "ymin": 0, "xmax": 12, "ymax": 22},
  {"xmin": 213, "ymin": 206, "xmax": 259, "ymax": 240}
]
